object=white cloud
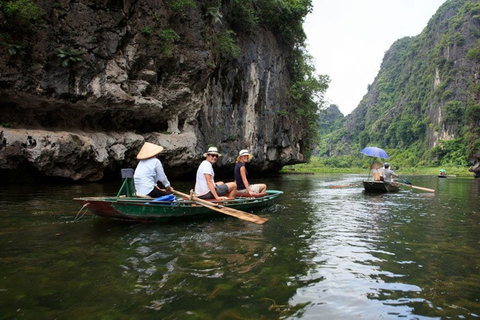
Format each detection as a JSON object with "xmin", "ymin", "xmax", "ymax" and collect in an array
[{"xmin": 304, "ymin": 0, "xmax": 447, "ymax": 115}]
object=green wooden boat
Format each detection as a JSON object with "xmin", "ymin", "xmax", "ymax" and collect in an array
[{"xmin": 74, "ymin": 169, "xmax": 283, "ymax": 222}]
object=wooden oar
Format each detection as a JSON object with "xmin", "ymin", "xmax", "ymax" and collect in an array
[
  {"xmin": 398, "ymin": 175, "xmax": 412, "ymax": 185},
  {"xmin": 396, "ymin": 182, "xmax": 435, "ymax": 193},
  {"xmin": 172, "ymin": 190, "xmax": 268, "ymax": 225},
  {"xmin": 329, "ymin": 183, "xmax": 357, "ymax": 189}
]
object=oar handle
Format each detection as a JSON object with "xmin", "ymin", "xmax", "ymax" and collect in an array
[
  {"xmin": 171, "ymin": 190, "xmax": 268, "ymax": 224},
  {"xmin": 172, "ymin": 190, "xmax": 224, "ymax": 206}
]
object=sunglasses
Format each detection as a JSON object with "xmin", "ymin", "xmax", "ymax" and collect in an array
[{"xmin": 208, "ymin": 154, "xmax": 218, "ymax": 158}]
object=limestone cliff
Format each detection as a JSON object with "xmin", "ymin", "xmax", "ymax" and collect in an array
[
  {"xmin": 324, "ymin": 0, "xmax": 480, "ymax": 176},
  {"xmin": 0, "ymin": 0, "xmax": 308, "ymax": 182}
]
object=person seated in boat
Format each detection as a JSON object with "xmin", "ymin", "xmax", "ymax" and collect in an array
[
  {"xmin": 439, "ymin": 169, "xmax": 447, "ymax": 177},
  {"xmin": 370, "ymin": 161, "xmax": 384, "ymax": 181},
  {"xmin": 195, "ymin": 146, "xmax": 236, "ymax": 200},
  {"xmin": 383, "ymin": 162, "xmax": 398, "ymax": 183},
  {"xmin": 234, "ymin": 149, "xmax": 267, "ymax": 196},
  {"xmin": 134, "ymin": 142, "xmax": 174, "ymax": 198}
]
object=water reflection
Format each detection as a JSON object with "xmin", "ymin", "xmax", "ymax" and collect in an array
[
  {"xmin": 1, "ymin": 174, "xmax": 480, "ymax": 319},
  {"xmin": 286, "ymin": 175, "xmax": 480, "ymax": 319}
]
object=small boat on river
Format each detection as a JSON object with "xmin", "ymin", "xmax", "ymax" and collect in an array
[
  {"xmin": 74, "ymin": 170, "xmax": 282, "ymax": 223},
  {"xmin": 438, "ymin": 169, "xmax": 447, "ymax": 178},
  {"xmin": 363, "ymin": 180, "xmax": 400, "ymax": 193}
]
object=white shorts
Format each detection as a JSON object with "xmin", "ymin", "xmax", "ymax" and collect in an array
[{"xmin": 237, "ymin": 184, "xmax": 261, "ymax": 193}]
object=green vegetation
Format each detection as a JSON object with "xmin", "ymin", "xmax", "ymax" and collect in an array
[
  {"xmin": 212, "ymin": 30, "xmax": 240, "ymax": 60},
  {"xmin": 167, "ymin": 0, "xmax": 196, "ymax": 11},
  {"xmin": 288, "ymin": 53, "xmax": 330, "ymax": 159},
  {"xmin": 57, "ymin": 48, "xmax": 83, "ymax": 68},
  {"xmin": 286, "ymin": 156, "xmax": 472, "ymax": 176},
  {"xmin": 140, "ymin": 27, "xmax": 152, "ymax": 37},
  {"xmin": 0, "ymin": 0, "xmax": 44, "ymax": 28},
  {"xmin": 320, "ymin": 0, "xmax": 480, "ymax": 171},
  {"xmin": 0, "ymin": 122, "xmax": 16, "ymax": 128},
  {"xmin": 158, "ymin": 28, "xmax": 180, "ymax": 56},
  {"xmin": 1, "ymin": 41, "xmax": 26, "ymax": 56}
]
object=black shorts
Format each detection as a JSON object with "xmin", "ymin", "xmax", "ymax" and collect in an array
[{"xmin": 148, "ymin": 188, "xmax": 170, "ymax": 198}]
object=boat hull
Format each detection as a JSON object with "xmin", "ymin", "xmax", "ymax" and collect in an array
[
  {"xmin": 363, "ymin": 181, "xmax": 400, "ymax": 193},
  {"xmin": 75, "ymin": 190, "xmax": 283, "ymax": 222}
]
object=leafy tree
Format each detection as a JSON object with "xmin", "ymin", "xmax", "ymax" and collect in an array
[
  {"xmin": 57, "ymin": 48, "xmax": 83, "ymax": 68},
  {"xmin": 443, "ymin": 100, "xmax": 464, "ymax": 125},
  {"xmin": 0, "ymin": 0, "xmax": 44, "ymax": 28},
  {"xmin": 430, "ymin": 138, "xmax": 468, "ymax": 166},
  {"xmin": 288, "ymin": 52, "xmax": 330, "ymax": 159},
  {"xmin": 212, "ymin": 30, "xmax": 240, "ymax": 60}
]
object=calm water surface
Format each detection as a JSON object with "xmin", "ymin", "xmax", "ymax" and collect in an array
[{"xmin": 1, "ymin": 174, "xmax": 480, "ymax": 319}]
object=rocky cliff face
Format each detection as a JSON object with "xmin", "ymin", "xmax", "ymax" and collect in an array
[
  {"xmin": 0, "ymin": 0, "xmax": 306, "ymax": 182},
  {"xmin": 326, "ymin": 0, "xmax": 480, "ymax": 176}
]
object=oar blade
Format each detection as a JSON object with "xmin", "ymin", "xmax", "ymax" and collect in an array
[
  {"xmin": 411, "ymin": 185, "xmax": 435, "ymax": 193},
  {"xmin": 220, "ymin": 206, "xmax": 268, "ymax": 224},
  {"xmin": 397, "ymin": 182, "xmax": 435, "ymax": 193}
]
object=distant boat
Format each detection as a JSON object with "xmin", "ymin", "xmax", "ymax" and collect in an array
[
  {"xmin": 438, "ymin": 169, "xmax": 447, "ymax": 178},
  {"xmin": 363, "ymin": 181, "xmax": 400, "ymax": 193}
]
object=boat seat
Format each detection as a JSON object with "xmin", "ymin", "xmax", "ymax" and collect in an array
[{"xmin": 236, "ymin": 192, "xmax": 267, "ymax": 198}]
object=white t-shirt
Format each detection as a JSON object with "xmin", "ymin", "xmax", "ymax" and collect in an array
[
  {"xmin": 134, "ymin": 157, "xmax": 170, "ymax": 195},
  {"xmin": 195, "ymin": 160, "xmax": 214, "ymax": 197}
]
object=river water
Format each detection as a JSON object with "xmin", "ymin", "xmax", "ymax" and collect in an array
[{"xmin": 1, "ymin": 173, "xmax": 480, "ymax": 319}]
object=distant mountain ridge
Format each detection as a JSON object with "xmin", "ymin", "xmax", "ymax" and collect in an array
[{"xmin": 323, "ymin": 0, "xmax": 480, "ymax": 176}]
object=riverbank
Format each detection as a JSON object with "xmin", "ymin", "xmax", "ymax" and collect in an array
[{"xmin": 282, "ymin": 164, "xmax": 473, "ymax": 177}]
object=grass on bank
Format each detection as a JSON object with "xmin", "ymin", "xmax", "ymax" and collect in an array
[{"xmin": 282, "ymin": 156, "xmax": 473, "ymax": 177}]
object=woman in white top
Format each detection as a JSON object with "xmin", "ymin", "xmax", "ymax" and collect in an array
[{"xmin": 134, "ymin": 142, "xmax": 173, "ymax": 197}]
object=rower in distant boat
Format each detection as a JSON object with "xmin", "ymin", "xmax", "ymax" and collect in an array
[{"xmin": 383, "ymin": 162, "xmax": 399, "ymax": 182}]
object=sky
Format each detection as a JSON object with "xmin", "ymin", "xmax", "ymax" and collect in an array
[{"xmin": 303, "ymin": 0, "xmax": 447, "ymax": 115}]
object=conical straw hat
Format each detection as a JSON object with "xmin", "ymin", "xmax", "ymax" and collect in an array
[
  {"xmin": 370, "ymin": 161, "xmax": 383, "ymax": 169},
  {"xmin": 136, "ymin": 142, "xmax": 164, "ymax": 160}
]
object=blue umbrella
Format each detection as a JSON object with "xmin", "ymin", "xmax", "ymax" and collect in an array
[{"xmin": 360, "ymin": 147, "xmax": 389, "ymax": 159}]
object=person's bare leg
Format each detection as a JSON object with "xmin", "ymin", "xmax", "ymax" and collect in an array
[
  {"xmin": 226, "ymin": 182, "xmax": 237, "ymax": 198},
  {"xmin": 258, "ymin": 184, "xmax": 267, "ymax": 193}
]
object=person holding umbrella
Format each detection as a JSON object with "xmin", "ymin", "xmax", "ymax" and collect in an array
[
  {"xmin": 361, "ymin": 147, "xmax": 389, "ymax": 181},
  {"xmin": 370, "ymin": 161, "xmax": 384, "ymax": 181}
]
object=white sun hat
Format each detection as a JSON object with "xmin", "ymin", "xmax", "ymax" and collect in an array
[
  {"xmin": 203, "ymin": 146, "xmax": 222, "ymax": 157},
  {"xmin": 237, "ymin": 149, "xmax": 253, "ymax": 162}
]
